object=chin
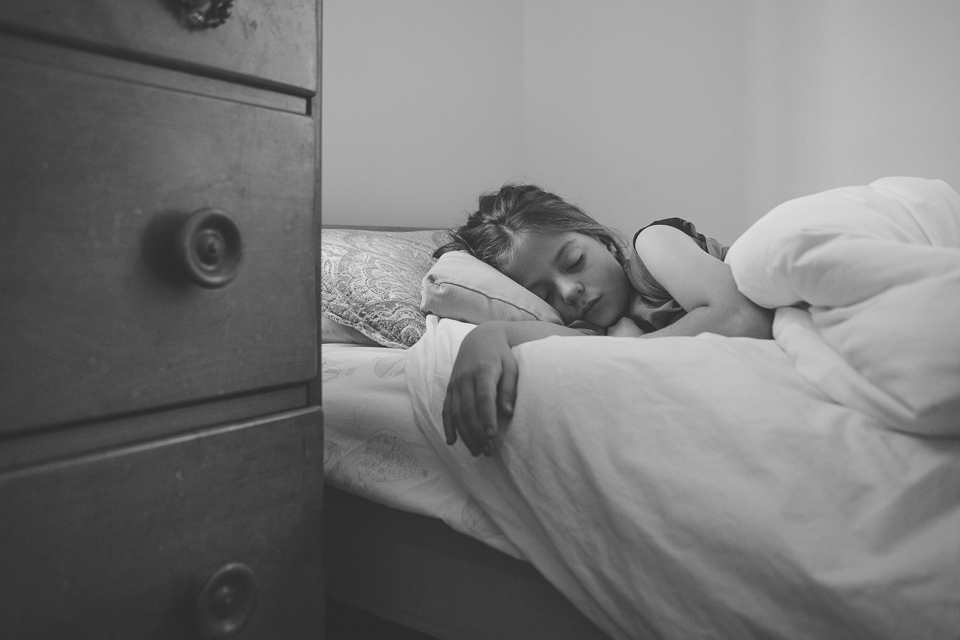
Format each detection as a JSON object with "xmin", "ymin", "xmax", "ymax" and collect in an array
[{"xmin": 592, "ymin": 314, "xmax": 616, "ymax": 331}]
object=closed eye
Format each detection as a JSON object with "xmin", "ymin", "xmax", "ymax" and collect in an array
[{"xmin": 568, "ymin": 255, "xmax": 584, "ymax": 272}]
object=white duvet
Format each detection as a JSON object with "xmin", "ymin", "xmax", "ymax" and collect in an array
[
  {"xmin": 727, "ymin": 176, "xmax": 960, "ymax": 437},
  {"xmin": 406, "ymin": 177, "xmax": 960, "ymax": 640}
]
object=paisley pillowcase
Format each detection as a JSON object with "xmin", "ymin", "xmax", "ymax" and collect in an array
[{"xmin": 321, "ymin": 228, "xmax": 448, "ymax": 348}]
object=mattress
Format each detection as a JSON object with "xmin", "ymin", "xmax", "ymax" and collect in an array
[{"xmin": 321, "ymin": 343, "xmax": 523, "ymax": 558}]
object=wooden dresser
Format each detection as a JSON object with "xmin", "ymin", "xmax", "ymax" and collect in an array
[{"xmin": 0, "ymin": 1, "xmax": 323, "ymax": 638}]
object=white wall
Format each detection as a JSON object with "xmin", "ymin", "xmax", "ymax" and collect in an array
[
  {"xmin": 321, "ymin": 0, "xmax": 525, "ymax": 227},
  {"xmin": 522, "ymin": 0, "xmax": 960, "ymax": 243},
  {"xmin": 323, "ymin": 1, "xmax": 960, "ymax": 243},
  {"xmin": 743, "ymin": 1, "xmax": 960, "ymax": 225},
  {"xmin": 521, "ymin": 0, "xmax": 754, "ymax": 243}
]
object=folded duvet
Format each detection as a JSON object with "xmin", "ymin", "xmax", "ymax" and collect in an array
[
  {"xmin": 407, "ymin": 318, "xmax": 960, "ymax": 640},
  {"xmin": 727, "ymin": 176, "xmax": 960, "ymax": 437},
  {"xmin": 406, "ymin": 177, "xmax": 960, "ymax": 640}
]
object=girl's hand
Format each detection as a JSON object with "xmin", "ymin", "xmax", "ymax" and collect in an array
[
  {"xmin": 442, "ymin": 322, "xmax": 518, "ymax": 456},
  {"xmin": 608, "ymin": 316, "xmax": 645, "ymax": 337}
]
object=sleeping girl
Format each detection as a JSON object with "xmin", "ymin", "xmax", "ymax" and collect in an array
[{"xmin": 434, "ymin": 184, "xmax": 773, "ymax": 456}]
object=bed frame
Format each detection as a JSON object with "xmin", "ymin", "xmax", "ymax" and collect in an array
[
  {"xmin": 325, "ymin": 487, "xmax": 609, "ymax": 640},
  {"xmin": 321, "ymin": 224, "xmax": 610, "ymax": 640}
]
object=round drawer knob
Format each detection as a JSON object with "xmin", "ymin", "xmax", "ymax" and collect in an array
[
  {"xmin": 180, "ymin": 0, "xmax": 235, "ymax": 29},
  {"xmin": 176, "ymin": 208, "xmax": 242, "ymax": 288},
  {"xmin": 194, "ymin": 562, "xmax": 258, "ymax": 638}
]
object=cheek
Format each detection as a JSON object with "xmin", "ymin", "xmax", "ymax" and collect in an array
[{"xmin": 605, "ymin": 268, "xmax": 631, "ymax": 313}]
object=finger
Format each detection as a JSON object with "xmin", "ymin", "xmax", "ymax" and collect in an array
[
  {"xmin": 442, "ymin": 385, "xmax": 457, "ymax": 445},
  {"xmin": 473, "ymin": 376, "xmax": 499, "ymax": 449},
  {"xmin": 456, "ymin": 383, "xmax": 484, "ymax": 457},
  {"xmin": 610, "ymin": 317, "xmax": 629, "ymax": 335},
  {"xmin": 497, "ymin": 353, "xmax": 519, "ymax": 423}
]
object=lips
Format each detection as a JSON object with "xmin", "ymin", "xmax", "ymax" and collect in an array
[{"xmin": 579, "ymin": 296, "xmax": 599, "ymax": 322}]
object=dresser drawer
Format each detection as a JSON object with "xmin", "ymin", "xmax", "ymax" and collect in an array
[
  {"xmin": 0, "ymin": 407, "xmax": 323, "ymax": 640},
  {"xmin": 0, "ymin": 0, "xmax": 316, "ymax": 92},
  {"xmin": 0, "ymin": 51, "xmax": 316, "ymax": 434}
]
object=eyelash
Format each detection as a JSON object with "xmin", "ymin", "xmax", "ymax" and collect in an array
[{"xmin": 541, "ymin": 255, "xmax": 584, "ymax": 304}]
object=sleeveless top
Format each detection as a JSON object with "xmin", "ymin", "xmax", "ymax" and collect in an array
[{"xmin": 623, "ymin": 218, "xmax": 728, "ymax": 334}]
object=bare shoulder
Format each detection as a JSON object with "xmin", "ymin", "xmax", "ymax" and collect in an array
[{"xmin": 634, "ymin": 224, "xmax": 712, "ymax": 265}]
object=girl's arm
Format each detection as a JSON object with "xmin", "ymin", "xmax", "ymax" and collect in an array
[
  {"xmin": 633, "ymin": 225, "xmax": 773, "ymax": 339},
  {"xmin": 445, "ymin": 227, "xmax": 771, "ymax": 455},
  {"xmin": 444, "ymin": 320, "xmax": 582, "ymax": 456}
]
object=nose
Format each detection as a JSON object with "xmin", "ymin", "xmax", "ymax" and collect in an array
[{"xmin": 557, "ymin": 278, "xmax": 581, "ymax": 305}]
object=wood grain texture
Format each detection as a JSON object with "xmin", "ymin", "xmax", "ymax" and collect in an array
[
  {"xmin": 0, "ymin": 2, "xmax": 323, "ymax": 638},
  {"xmin": 0, "ymin": 0, "xmax": 316, "ymax": 93},
  {"xmin": 0, "ymin": 385, "xmax": 308, "ymax": 472},
  {"xmin": 0, "ymin": 52, "xmax": 317, "ymax": 434},
  {"xmin": 0, "ymin": 407, "xmax": 324, "ymax": 640},
  {"xmin": 0, "ymin": 33, "xmax": 307, "ymax": 114}
]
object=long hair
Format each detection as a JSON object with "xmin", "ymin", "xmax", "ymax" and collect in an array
[{"xmin": 434, "ymin": 184, "xmax": 627, "ymax": 270}]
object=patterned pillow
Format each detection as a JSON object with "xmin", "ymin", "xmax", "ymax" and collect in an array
[{"xmin": 321, "ymin": 228, "xmax": 449, "ymax": 348}]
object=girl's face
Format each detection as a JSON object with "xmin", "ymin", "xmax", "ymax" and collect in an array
[{"xmin": 500, "ymin": 231, "xmax": 631, "ymax": 329}]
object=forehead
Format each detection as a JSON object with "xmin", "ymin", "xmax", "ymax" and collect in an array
[{"xmin": 499, "ymin": 231, "xmax": 578, "ymax": 285}]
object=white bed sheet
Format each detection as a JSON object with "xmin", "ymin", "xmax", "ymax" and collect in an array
[
  {"xmin": 321, "ymin": 343, "xmax": 523, "ymax": 557},
  {"xmin": 406, "ymin": 317, "xmax": 960, "ymax": 640}
]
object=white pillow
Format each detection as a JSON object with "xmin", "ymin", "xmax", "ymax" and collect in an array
[{"xmin": 420, "ymin": 251, "xmax": 562, "ymax": 325}]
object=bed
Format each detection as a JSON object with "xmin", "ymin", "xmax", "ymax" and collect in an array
[
  {"xmin": 321, "ymin": 177, "xmax": 960, "ymax": 640},
  {"xmin": 321, "ymin": 225, "xmax": 608, "ymax": 639}
]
